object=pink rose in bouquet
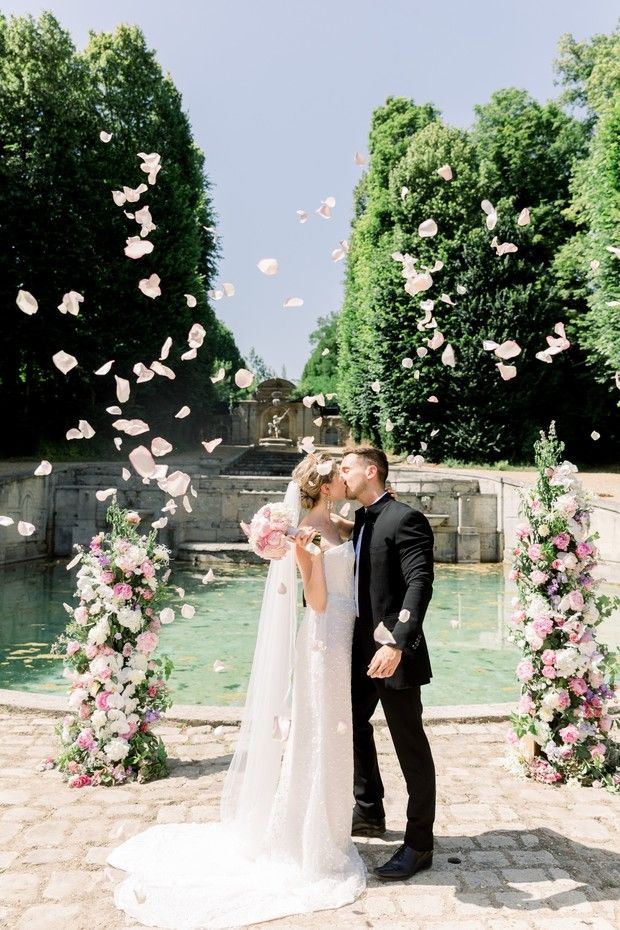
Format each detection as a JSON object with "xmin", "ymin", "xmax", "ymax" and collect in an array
[{"xmin": 241, "ymin": 502, "xmax": 321, "ymax": 559}]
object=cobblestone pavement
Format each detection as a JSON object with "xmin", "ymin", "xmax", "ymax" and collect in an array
[{"xmin": 0, "ymin": 710, "xmax": 618, "ymax": 930}]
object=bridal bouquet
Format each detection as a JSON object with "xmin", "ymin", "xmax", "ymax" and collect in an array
[
  {"xmin": 507, "ymin": 424, "xmax": 619, "ymax": 792},
  {"xmin": 241, "ymin": 502, "xmax": 321, "ymax": 559},
  {"xmin": 48, "ymin": 498, "xmax": 177, "ymax": 787}
]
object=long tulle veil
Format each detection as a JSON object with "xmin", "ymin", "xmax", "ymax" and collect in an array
[{"xmin": 219, "ymin": 480, "xmax": 301, "ymax": 853}]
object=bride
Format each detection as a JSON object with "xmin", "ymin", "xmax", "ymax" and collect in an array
[{"xmin": 106, "ymin": 451, "xmax": 367, "ymax": 929}]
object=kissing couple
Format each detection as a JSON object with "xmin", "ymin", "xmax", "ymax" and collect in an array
[{"xmin": 108, "ymin": 445, "xmax": 437, "ymax": 930}]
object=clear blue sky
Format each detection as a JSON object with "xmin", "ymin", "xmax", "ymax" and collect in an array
[{"xmin": 6, "ymin": 1, "xmax": 620, "ymax": 379}]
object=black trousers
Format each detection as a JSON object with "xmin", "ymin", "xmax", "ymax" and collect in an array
[{"xmin": 351, "ymin": 627, "xmax": 436, "ymax": 851}]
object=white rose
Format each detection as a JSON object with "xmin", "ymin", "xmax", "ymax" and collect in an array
[
  {"xmin": 87, "ymin": 618, "xmax": 110, "ymax": 645},
  {"xmin": 104, "ymin": 738, "xmax": 130, "ymax": 762},
  {"xmin": 68, "ymin": 687, "xmax": 88, "ymax": 709},
  {"xmin": 91, "ymin": 709, "xmax": 107, "ymax": 731},
  {"xmin": 538, "ymin": 524, "xmax": 549, "ymax": 537}
]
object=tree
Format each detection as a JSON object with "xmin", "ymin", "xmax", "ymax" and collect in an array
[{"xmin": 294, "ymin": 312, "xmax": 339, "ymax": 399}]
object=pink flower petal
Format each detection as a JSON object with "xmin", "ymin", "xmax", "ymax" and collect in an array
[
  {"xmin": 57, "ymin": 291, "xmax": 83, "ymax": 316},
  {"xmin": 66, "ymin": 428, "xmax": 82, "ymax": 440},
  {"xmin": 591, "ymin": 431, "xmax": 600, "ymax": 441},
  {"xmin": 94, "ymin": 360, "xmax": 114, "ymax": 375},
  {"xmin": 402, "ymin": 357, "xmax": 413, "ymax": 368},
  {"xmin": 115, "ymin": 375, "xmax": 130, "ymax": 403},
  {"xmin": 175, "ymin": 406, "xmax": 190, "ymax": 418},
  {"xmin": 210, "ymin": 368, "xmax": 225, "ymax": 383},
  {"xmin": 112, "ymin": 190, "xmax": 126, "ymax": 207},
  {"xmin": 257, "ymin": 258, "xmax": 278, "ymax": 275},
  {"xmin": 418, "ymin": 218, "xmax": 438, "ymax": 238},
  {"xmin": 152, "ymin": 437, "xmax": 173, "ymax": 457},
  {"xmin": 17, "ymin": 521, "xmax": 36, "ymax": 536},
  {"xmin": 95, "ymin": 488, "xmax": 116, "ymax": 501},
  {"xmin": 16, "ymin": 289, "xmax": 38, "ymax": 315},
  {"xmin": 436, "ymin": 164, "xmax": 453, "ymax": 181},
  {"xmin": 34, "ymin": 460, "xmax": 52, "ymax": 476},
  {"xmin": 188, "ymin": 323, "xmax": 206, "ymax": 348},
  {"xmin": 222, "ymin": 282, "xmax": 235, "ymax": 297},
  {"xmin": 129, "ymin": 445, "xmax": 156, "ymax": 478},
  {"xmin": 160, "ymin": 337, "xmax": 172, "ymax": 360},
  {"xmin": 428, "ymin": 395, "xmax": 439, "ymax": 403},
  {"xmin": 79, "ymin": 420, "xmax": 95, "ymax": 439},
  {"xmin": 184, "ymin": 294, "xmax": 197, "ymax": 307},
  {"xmin": 354, "ymin": 152, "xmax": 366, "ymax": 165},
  {"xmin": 138, "ymin": 273, "xmax": 161, "ymax": 299},
  {"xmin": 115, "ymin": 438, "xmax": 123, "ymax": 451},
  {"xmin": 371, "ymin": 380, "xmax": 381, "ymax": 393},
  {"xmin": 404, "ymin": 273, "xmax": 433, "ymax": 296},
  {"xmin": 124, "ymin": 237, "xmax": 154, "ymax": 259},
  {"xmin": 235, "ymin": 368, "xmax": 254, "ymax": 389},
  {"xmin": 496, "ymin": 362, "xmax": 517, "ymax": 380},
  {"xmin": 181, "ymin": 348, "xmax": 197, "ymax": 361},
  {"xmin": 99, "ymin": 131, "xmax": 112, "ymax": 143},
  {"xmin": 517, "ymin": 208, "xmax": 530, "ymax": 226},
  {"xmin": 150, "ymin": 361, "xmax": 175, "ymax": 379},
  {"xmin": 0, "ymin": 516, "xmax": 14, "ymax": 527},
  {"xmin": 296, "ymin": 210, "xmax": 308, "ymax": 223},
  {"xmin": 441, "ymin": 344, "xmax": 456, "ymax": 367},
  {"xmin": 133, "ymin": 362, "xmax": 155, "ymax": 383},
  {"xmin": 283, "ymin": 297, "xmax": 304, "ymax": 308},
  {"xmin": 52, "ymin": 350, "xmax": 78, "ymax": 375},
  {"xmin": 494, "ymin": 340, "xmax": 521, "ymax": 360}
]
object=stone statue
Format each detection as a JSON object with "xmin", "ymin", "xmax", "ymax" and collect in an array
[{"xmin": 267, "ymin": 408, "xmax": 289, "ymax": 439}]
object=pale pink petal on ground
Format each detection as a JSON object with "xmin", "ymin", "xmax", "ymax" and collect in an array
[
  {"xmin": 129, "ymin": 445, "xmax": 156, "ymax": 478},
  {"xmin": 34, "ymin": 461, "xmax": 52, "ymax": 476},
  {"xmin": 210, "ymin": 368, "xmax": 225, "ymax": 383},
  {"xmin": 52, "ymin": 350, "xmax": 78, "ymax": 374},
  {"xmin": 283, "ymin": 297, "xmax": 304, "ymax": 308},
  {"xmin": 257, "ymin": 258, "xmax": 278, "ymax": 275},
  {"xmin": 436, "ymin": 164, "xmax": 453, "ymax": 181},
  {"xmin": 235, "ymin": 368, "xmax": 254, "ymax": 388},
  {"xmin": 17, "ymin": 521, "xmax": 35, "ymax": 536},
  {"xmin": 202, "ymin": 438, "xmax": 223, "ymax": 454},
  {"xmin": 151, "ymin": 437, "xmax": 173, "ymax": 457},
  {"xmin": 95, "ymin": 360, "xmax": 114, "ymax": 375},
  {"xmin": 95, "ymin": 488, "xmax": 116, "ymax": 502},
  {"xmin": 175, "ymin": 406, "xmax": 190, "ymax": 418}
]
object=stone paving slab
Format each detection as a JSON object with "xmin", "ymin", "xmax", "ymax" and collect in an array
[{"xmin": 0, "ymin": 710, "xmax": 618, "ymax": 930}]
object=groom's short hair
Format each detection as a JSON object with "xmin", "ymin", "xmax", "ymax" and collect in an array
[{"xmin": 341, "ymin": 446, "xmax": 388, "ymax": 485}]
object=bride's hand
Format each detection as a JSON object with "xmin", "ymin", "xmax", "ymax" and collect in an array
[{"xmin": 294, "ymin": 525, "xmax": 320, "ymax": 553}]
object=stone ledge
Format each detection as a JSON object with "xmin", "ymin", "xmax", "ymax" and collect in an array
[{"xmin": 0, "ymin": 688, "xmax": 514, "ymax": 726}]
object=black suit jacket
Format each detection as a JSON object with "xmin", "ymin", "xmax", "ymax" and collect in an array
[{"xmin": 353, "ymin": 494, "xmax": 434, "ymax": 688}]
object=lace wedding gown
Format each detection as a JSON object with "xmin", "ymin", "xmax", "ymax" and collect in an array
[{"xmin": 107, "ymin": 539, "xmax": 366, "ymax": 929}]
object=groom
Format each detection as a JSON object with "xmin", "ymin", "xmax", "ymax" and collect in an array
[{"xmin": 340, "ymin": 446, "xmax": 436, "ymax": 880}]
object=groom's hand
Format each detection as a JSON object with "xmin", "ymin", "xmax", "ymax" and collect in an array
[{"xmin": 368, "ymin": 645, "xmax": 402, "ymax": 679}]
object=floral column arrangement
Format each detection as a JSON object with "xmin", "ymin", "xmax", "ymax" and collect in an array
[
  {"xmin": 508, "ymin": 424, "xmax": 619, "ymax": 791},
  {"xmin": 50, "ymin": 499, "xmax": 175, "ymax": 787}
]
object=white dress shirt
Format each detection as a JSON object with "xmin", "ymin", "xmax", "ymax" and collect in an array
[{"xmin": 354, "ymin": 491, "xmax": 390, "ymax": 616}]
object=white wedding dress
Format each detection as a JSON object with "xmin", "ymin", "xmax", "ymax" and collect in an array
[{"xmin": 107, "ymin": 537, "xmax": 366, "ymax": 929}]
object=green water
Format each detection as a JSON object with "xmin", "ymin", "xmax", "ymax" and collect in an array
[{"xmin": 0, "ymin": 560, "xmax": 617, "ymax": 707}]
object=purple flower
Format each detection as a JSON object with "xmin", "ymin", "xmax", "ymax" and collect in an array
[{"xmin": 144, "ymin": 710, "xmax": 161, "ymax": 723}]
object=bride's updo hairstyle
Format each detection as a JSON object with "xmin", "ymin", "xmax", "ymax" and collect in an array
[{"xmin": 292, "ymin": 452, "xmax": 334, "ymax": 510}]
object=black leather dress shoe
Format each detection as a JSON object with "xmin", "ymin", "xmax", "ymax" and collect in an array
[
  {"xmin": 351, "ymin": 808, "xmax": 386, "ymax": 837},
  {"xmin": 374, "ymin": 845, "xmax": 433, "ymax": 880}
]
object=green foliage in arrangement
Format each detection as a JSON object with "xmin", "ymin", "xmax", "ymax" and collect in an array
[{"xmin": 0, "ymin": 13, "xmax": 244, "ymax": 456}]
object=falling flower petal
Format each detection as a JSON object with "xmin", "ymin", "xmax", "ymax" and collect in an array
[
  {"xmin": 52, "ymin": 350, "xmax": 78, "ymax": 375},
  {"xmin": 115, "ymin": 376, "xmax": 130, "ymax": 403},
  {"xmin": 65, "ymin": 551, "xmax": 81, "ymax": 569},
  {"xmin": 440, "ymin": 293, "xmax": 455, "ymax": 306},
  {"xmin": 401, "ymin": 186, "xmax": 409, "ymax": 200},
  {"xmin": 418, "ymin": 218, "xmax": 438, "ymax": 238},
  {"xmin": 385, "ymin": 419, "xmax": 394, "ymax": 432},
  {"xmin": 483, "ymin": 340, "xmax": 499, "ymax": 352},
  {"xmin": 517, "ymin": 208, "xmax": 530, "ymax": 226},
  {"xmin": 456, "ymin": 284, "xmax": 467, "ymax": 295},
  {"xmin": 122, "ymin": 467, "xmax": 130, "ymax": 480},
  {"xmin": 151, "ymin": 437, "xmax": 173, "ymax": 457},
  {"xmin": 316, "ymin": 203, "xmax": 331, "ymax": 219},
  {"xmin": 296, "ymin": 210, "xmax": 308, "ymax": 223},
  {"xmin": 283, "ymin": 297, "xmax": 304, "ymax": 308},
  {"xmin": 486, "ymin": 212, "xmax": 498, "ymax": 231},
  {"xmin": 481, "ymin": 200, "xmax": 495, "ymax": 216},
  {"xmin": 354, "ymin": 152, "xmax": 366, "ymax": 165},
  {"xmin": 124, "ymin": 237, "xmax": 154, "ymax": 259},
  {"xmin": 57, "ymin": 291, "xmax": 84, "ymax": 316},
  {"xmin": 427, "ymin": 331, "xmax": 444, "ymax": 350},
  {"xmin": 133, "ymin": 362, "xmax": 155, "ymax": 383},
  {"xmin": 124, "ymin": 183, "xmax": 148, "ymax": 203},
  {"xmin": 494, "ymin": 340, "xmax": 521, "ymax": 361},
  {"xmin": 138, "ymin": 274, "xmax": 161, "ymax": 299},
  {"xmin": 202, "ymin": 569, "xmax": 215, "ymax": 585},
  {"xmin": 182, "ymin": 295, "xmax": 197, "ymax": 310},
  {"xmin": 99, "ymin": 130, "xmax": 112, "ymax": 143},
  {"xmin": 160, "ymin": 470, "xmax": 191, "ymax": 497},
  {"xmin": 34, "ymin": 460, "xmax": 52, "ymax": 477},
  {"xmin": 404, "ymin": 272, "xmax": 433, "ymax": 296},
  {"xmin": 331, "ymin": 247, "xmax": 345, "ymax": 262},
  {"xmin": 313, "ymin": 417, "xmax": 323, "ymax": 426},
  {"xmin": 181, "ymin": 348, "xmax": 197, "ymax": 361},
  {"xmin": 95, "ymin": 360, "xmax": 114, "ymax": 376},
  {"xmin": 398, "ymin": 609, "xmax": 410, "ymax": 623},
  {"xmin": 175, "ymin": 406, "xmax": 190, "ymax": 418},
  {"xmin": 222, "ymin": 282, "xmax": 235, "ymax": 297},
  {"xmin": 235, "ymin": 368, "xmax": 254, "ymax": 389},
  {"xmin": 370, "ymin": 380, "xmax": 381, "ymax": 393},
  {"xmin": 210, "ymin": 367, "xmax": 225, "ymax": 383},
  {"xmin": 150, "ymin": 361, "xmax": 175, "ymax": 379},
  {"xmin": 428, "ymin": 395, "xmax": 439, "ymax": 403},
  {"xmin": 496, "ymin": 362, "xmax": 517, "ymax": 380},
  {"xmin": 208, "ymin": 289, "xmax": 224, "ymax": 301},
  {"xmin": 17, "ymin": 521, "xmax": 35, "ymax": 537},
  {"xmin": 436, "ymin": 164, "xmax": 453, "ymax": 181},
  {"xmin": 66, "ymin": 428, "xmax": 82, "ymax": 440},
  {"xmin": 441, "ymin": 344, "xmax": 456, "ymax": 367},
  {"xmin": 213, "ymin": 659, "xmax": 225, "ymax": 673},
  {"xmin": 374, "ymin": 621, "xmax": 396, "ymax": 646},
  {"xmin": 402, "ymin": 357, "xmax": 413, "ymax": 368},
  {"xmin": 316, "ymin": 460, "xmax": 333, "ymax": 476},
  {"xmin": 591, "ymin": 431, "xmax": 600, "ymax": 441},
  {"xmin": 417, "ymin": 347, "xmax": 429, "ymax": 358},
  {"xmin": 78, "ymin": 420, "xmax": 95, "ymax": 439},
  {"xmin": 160, "ymin": 337, "xmax": 172, "ymax": 360},
  {"xmin": 322, "ymin": 348, "xmax": 330, "ymax": 356},
  {"xmin": 129, "ymin": 445, "xmax": 156, "ymax": 478},
  {"xmin": 16, "ymin": 289, "xmax": 38, "ymax": 315},
  {"xmin": 590, "ymin": 260, "xmax": 600, "ymax": 271},
  {"xmin": 257, "ymin": 258, "xmax": 278, "ymax": 275},
  {"xmin": 95, "ymin": 488, "xmax": 117, "ymax": 502},
  {"xmin": 112, "ymin": 190, "xmax": 126, "ymax": 207},
  {"xmin": 202, "ymin": 438, "xmax": 223, "ymax": 454},
  {"xmin": 606, "ymin": 246, "xmax": 620, "ymax": 259}
]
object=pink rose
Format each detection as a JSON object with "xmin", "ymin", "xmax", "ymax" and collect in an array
[
  {"xmin": 508, "ymin": 569, "xmax": 520, "ymax": 581},
  {"xmin": 559, "ymin": 724, "xmax": 579, "ymax": 744},
  {"xmin": 527, "ymin": 544, "xmax": 542, "ymax": 561},
  {"xmin": 95, "ymin": 691, "xmax": 111, "ymax": 711},
  {"xmin": 575, "ymin": 542, "xmax": 593, "ymax": 560},
  {"xmin": 149, "ymin": 618, "xmax": 161, "ymax": 633},
  {"xmin": 141, "ymin": 589, "xmax": 153, "ymax": 600},
  {"xmin": 542, "ymin": 665, "xmax": 556, "ymax": 679},
  {"xmin": 568, "ymin": 590, "xmax": 584, "ymax": 612},
  {"xmin": 557, "ymin": 689, "xmax": 570, "ymax": 710},
  {"xmin": 569, "ymin": 677, "xmax": 587, "ymax": 696},
  {"xmin": 140, "ymin": 561, "xmax": 155, "ymax": 578},
  {"xmin": 551, "ymin": 559, "xmax": 562, "ymax": 570},
  {"xmin": 552, "ymin": 533, "xmax": 570, "ymax": 551},
  {"xmin": 100, "ymin": 571, "xmax": 115, "ymax": 585},
  {"xmin": 69, "ymin": 774, "xmax": 92, "ymax": 788},
  {"xmin": 113, "ymin": 583, "xmax": 133, "ymax": 600},
  {"xmin": 510, "ymin": 610, "xmax": 526, "ymax": 626},
  {"xmin": 518, "ymin": 694, "xmax": 536, "ymax": 715},
  {"xmin": 85, "ymin": 643, "xmax": 98, "ymax": 660},
  {"xmin": 599, "ymin": 716, "xmax": 611, "ymax": 733},
  {"xmin": 136, "ymin": 630, "xmax": 159, "ymax": 654},
  {"xmin": 97, "ymin": 668, "xmax": 112, "ymax": 681},
  {"xmin": 122, "ymin": 643, "xmax": 133, "ymax": 658},
  {"xmin": 590, "ymin": 743, "xmax": 606, "ymax": 760},
  {"xmin": 516, "ymin": 659, "xmax": 534, "ymax": 682},
  {"xmin": 120, "ymin": 721, "xmax": 138, "ymax": 739},
  {"xmin": 74, "ymin": 606, "xmax": 89, "ymax": 625},
  {"xmin": 76, "ymin": 729, "xmax": 95, "ymax": 750},
  {"xmin": 515, "ymin": 522, "xmax": 531, "ymax": 540},
  {"xmin": 530, "ymin": 570, "xmax": 548, "ymax": 586},
  {"xmin": 66, "ymin": 640, "xmax": 81, "ymax": 657},
  {"xmin": 533, "ymin": 617, "xmax": 553, "ymax": 638},
  {"xmin": 541, "ymin": 649, "xmax": 556, "ymax": 665},
  {"xmin": 78, "ymin": 703, "xmax": 91, "ymax": 720},
  {"xmin": 126, "ymin": 512, "xmax": 141, "ymax": 525}
]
